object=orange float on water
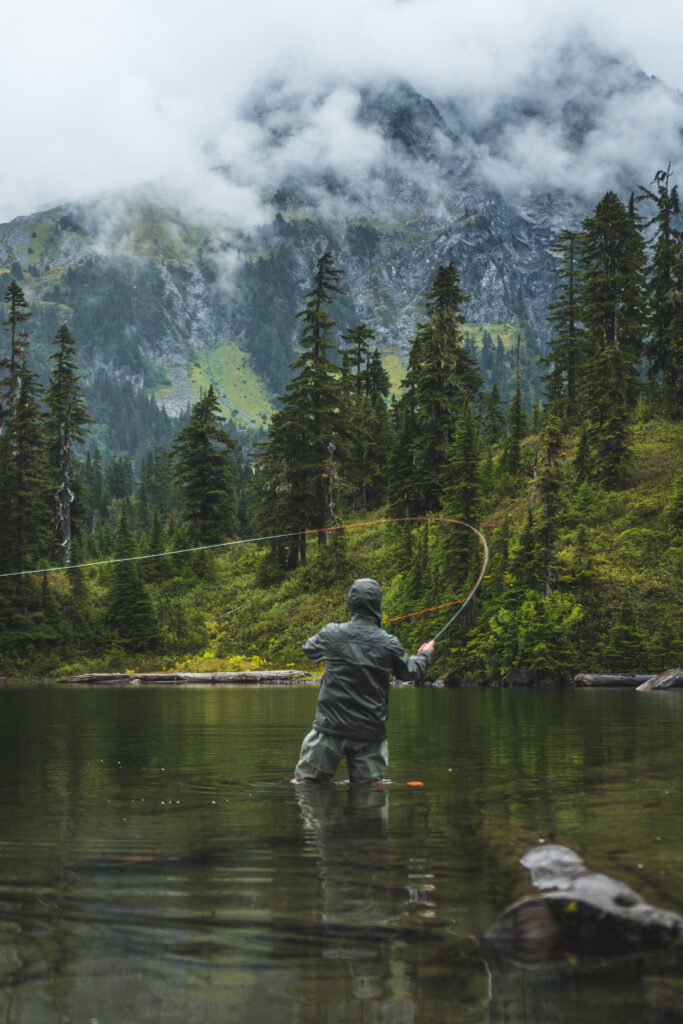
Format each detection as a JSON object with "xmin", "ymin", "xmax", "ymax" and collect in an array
[{"xmin": 405, "ymin": 781, "xmax": 424, "ymax": 787}]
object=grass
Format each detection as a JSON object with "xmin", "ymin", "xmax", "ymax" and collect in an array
[
  {"xmin": 207, "ymin": 341, "xmax": 275, "ymax": 426},
  {"xmin": 463, "ymin": 321, "xmax": 521, "ymax": 348},
  {"xmin": 381, "ymin": 347, "xmax": 405, "ymax": 396}
]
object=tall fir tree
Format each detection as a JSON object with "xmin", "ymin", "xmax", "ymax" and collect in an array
[
  {"xmin": 480, "ymin": 384, "xmax": 506, "ymax": 447},
  {"xmin": 171, "ymin": 384, "xmax": 237, "ymax": 545},
  {"xmin": 535, "ymin": 414, "xmax": 564, "ymax": 595},
  {"xmin": 544, "ymin": 231, "xmax": 584, "ymax": 423},
  {"xmin": 441, "ymin": 397, "xmax": 483, "ymax": 596},
  {"xmin": 638, "ymin": 165, "xmax": 683, "ymax": 419},
  {"xmin": 0, "ymin": 281, "xmax": 32, "ymax": 431},
  {"xmin": 578, "ymin": 190, "xmax": 647, "ymax": 487},
  {"xmin": 502, "ymin": 337, "xmax": 528, "ymax": 476},
  {"xmin": 0, "ymin": 284, "xmax": 49, "ymax": 577},
  {"xmin": 258, "ymin": 251, "xmax": 345, "ymax": 568},
  {"xmin": 105, "ymin": 500, "xmax": 159, "ymax": 650},
  {"xmin": 400, "ymin": 262, "xmax": 480, "ymax": 513},
  {"xmin": 44, "ymin": 324, "xmax": 92, "ymax": 564}
]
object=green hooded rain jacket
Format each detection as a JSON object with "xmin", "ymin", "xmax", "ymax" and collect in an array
[{"xmin": 303, "ymin": 578, "xmax": 431, "ymax": 742}]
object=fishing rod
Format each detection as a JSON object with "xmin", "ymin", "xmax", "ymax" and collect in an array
[{"xmin": 0, "ymin": 516, "xmax": 488, "ymax": 641}]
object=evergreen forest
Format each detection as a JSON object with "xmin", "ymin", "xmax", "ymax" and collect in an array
[{"xmin": 0, "ymin": 179, "xmax": 681, "ymax": 683}]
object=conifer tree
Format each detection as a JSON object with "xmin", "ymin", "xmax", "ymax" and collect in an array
[
  {"xmin": 441, "ymin": 397, "xmax": 482, "ymax": 589},
  {"xmin": 0, "ymin": 284, "xmax": 49, "ymax": 577},
  {"xmin": 573, "ymin": 424, "xmax": 591, "ymax": 489},
  {"xmin": 105, "ymin": 500, "xmax": 158, "ymax": 650},
  {"xmin": 600, "ymin": 596, "xmax": 648, "ymax": 672},
  {"xmin": 387, "ymin": 400, "xmax": 421, "ymax": 516},
  {"xmin": 544, "ymin": 231, "xmax": 583, "ymax": 422},
  {"xmin": 344, "ymin": 341, "xmax": 392, "ymax": 509},
  {"xmin": 343, "ymin": 323, "xmax": 375, "ymax": 395},
  {"xmin": 258, "ymin": 252, "xmax": 345, "ymax": 568},
  {"xmin": 0, "ymin": 281, "xmax": 32, "ymax": 431},
  {"xmin": 507, "ymin": 508, "xmax": 544, "ymax": 598},
  {"xmin": 535, "ymin": 415, "xmax": 564, "ymax": 594},
  {"xmin": 638, "ymin": 166, "xmax": 683, "ymax": 418},
  {"xmin": 502, "ymin": 338, "xmax": 528, "ymax": 476},
  {"xmin": 401, "ymin": 262, "xmax": 480, "ymax": 512},
  {"xmin": 480, "ymin": 384, "xmax": 506, "ymax": 446},
  {"xmin": 578, "ymin": 191, "xmax": 647, "ymax": 487},
  {"xmin": 44, "ymin": 324, "xmax": 91, "ymax": 564},
  {"xmin": 171, "ymin": 384, "xmax": 237, "ymax": 545}
]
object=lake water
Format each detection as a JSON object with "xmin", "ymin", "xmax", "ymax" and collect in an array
[{"xmin": 1, "ymin": 684, "xmax": 682, "ymax": 1024}]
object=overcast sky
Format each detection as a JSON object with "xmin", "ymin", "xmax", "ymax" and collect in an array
[{"xmin": 1, "ymin": 0, "xmax": 682, "ymax": 224}]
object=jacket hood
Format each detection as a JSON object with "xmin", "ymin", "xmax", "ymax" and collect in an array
[{"xmin": 347, "ymin": 578, "xmax": 382, "ymax": 625}]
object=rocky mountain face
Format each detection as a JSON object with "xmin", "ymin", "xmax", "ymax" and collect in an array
[{"xmin": 1, "ymin": 33, "xmax": 682, "ymax": 430}]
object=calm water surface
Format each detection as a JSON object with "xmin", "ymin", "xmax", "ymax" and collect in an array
[{"xmin": 0, "ymin": 685, "xmax": 682, "ymax": 1023}]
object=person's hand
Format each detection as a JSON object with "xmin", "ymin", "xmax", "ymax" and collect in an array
[{"xmin": 418, "ymin": 639, "xmax": 435, "ymax": 655}]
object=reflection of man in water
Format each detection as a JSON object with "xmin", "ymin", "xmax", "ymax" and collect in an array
[
  {"xmin": 293, "ymin": 578, "xmax": 434, "ymax": 783},
  {"xmin": 294, "ymin": 783, "xmax": 398, "ymax": 1004}
]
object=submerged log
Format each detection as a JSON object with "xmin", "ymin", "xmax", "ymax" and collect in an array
[
  {"xmin": 486, "ymin": 844, "xmax": 683, "ymax": 965},
  {"xmin": 636, "ymin": 667, "xmax": 683, "ymax": 691},
  {"xmin": 53, "ymin": 670, "xmax": 311, "ymax": 686}
]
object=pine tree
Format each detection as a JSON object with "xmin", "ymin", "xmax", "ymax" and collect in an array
[
  {"xmin": 171, "ymin": 385, "xmax": 237, "ymax": 545},
  {"xmin": 441, "ymin": 397, "xmax": 482, "ymax": 589},
  {"xmin": 343, "ymin": 323, "xmax": 375, "ymax": 395},
  {"xmin": 257, "ymin": 252, "xmax": 345, "ymax": 568},
  {"xmin": 573, "ymin": 424, "xmax": 591, "ymax": 488},
  {"xmin": 343, "ymin": 342, "xmax": 393, "ymax": 510},
  {"xmin": 506, "ymin": 508, "xmax": 544, "ymax": 598},
  {"xmin": 544, "ymin": 231, "xmax": 583, "ymax": 423},
  {"xmin": 502, "ymin": 338, "xmax": 528, "ymax": 476},
  {"xmin": 578, "ymin": 191, "xmax": 648, "ymax": 488},
  {"xmin": 638, "ymin": 165, "xmax": 683, "ymax": 418},
  {"xmin": 105, "ymin": 500, "xmax": 159, "ymax": 650},
  {"xmin": 44, "ymin": 324, "xmax": 92, "ymax": 564},
  {"xmin": 0, "ymin": 281, "xmax": 32, "ymax": 431},
  {"xmin": 0, "ymin": 285, "xmax": 49, "ymax": 577},
  {"xmin": 480, "ymin": 384, "xmax": 506, "ymax": 446},
  {"xmin": 401, "ymin": 262, "xmax": 480, "ymax": 512},
  {"xmin": 535, "ymin": 414, "xmax": 564, "ymax": 594},
  {"xmin": 600, "ymin": 596, "xmax": 649, "ymax": 672}
]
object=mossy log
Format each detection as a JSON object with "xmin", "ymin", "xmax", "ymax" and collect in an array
[{"xmin": 51, "ymin": 670, "xmax": 311, "ymax": 686}]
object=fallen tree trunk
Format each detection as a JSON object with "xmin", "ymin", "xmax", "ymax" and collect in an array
[
  {"xmin": 572, "ymin": 672, "xmax": 653, "ymax": 687},
  {"xmin": 53, "ymin": 670, "xmax": 311, "ymax": 686},
  {"xmin": 573, "ymin": 668, "xmax": 683, "ymax": 688},
  {"xmin": 636, "ymin": 667, "xmax": 683, "ymax": 691}
]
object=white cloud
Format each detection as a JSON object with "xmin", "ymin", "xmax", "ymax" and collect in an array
[{"xmin": 0, "ymin": 0, "xmax": 682, "ymax": 223}]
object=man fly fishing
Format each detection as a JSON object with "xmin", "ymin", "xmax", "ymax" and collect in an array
[{"xmin": 293, "ymin": 578, "xmax": 435, "ymax": 784}]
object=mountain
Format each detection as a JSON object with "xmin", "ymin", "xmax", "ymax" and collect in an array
[{"xmin": 1, "ymin": 32, "xmax": 682, "ymax": 445}]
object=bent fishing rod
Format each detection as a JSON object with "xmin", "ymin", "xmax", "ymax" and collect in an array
[{"xmin": 0, "ymin": 516, "xmax": 488, "ymax": 642}]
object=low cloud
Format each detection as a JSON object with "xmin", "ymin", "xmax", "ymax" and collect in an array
[{"xmin": 1, "ymin": 0, "xmax": 683, "ymax": 227}]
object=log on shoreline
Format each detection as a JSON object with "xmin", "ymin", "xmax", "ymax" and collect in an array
[
  {"xmin": 636, "ymin": 667, "xmax": 683, "ymax": 691},
  {"xmin": 50, "ymin": 670, "xmax": 312, "ymax": 686},
  {"xmin": 572, "ymin": 669, "xmax": 683, "ymax": 688}
]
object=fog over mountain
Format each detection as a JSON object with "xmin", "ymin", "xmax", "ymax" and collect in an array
[{"xmin": 1, "ymin": 27, "xmax": 683, "ymax": 431}]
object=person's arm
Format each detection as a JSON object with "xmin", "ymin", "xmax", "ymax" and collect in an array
[
  {"xmin": 390, "ymin": 637, "xmax": 435, "ymax": 685},
  {"xmin": 302, "ymin": 627, "xmax": 328, "ymax": 664}
]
